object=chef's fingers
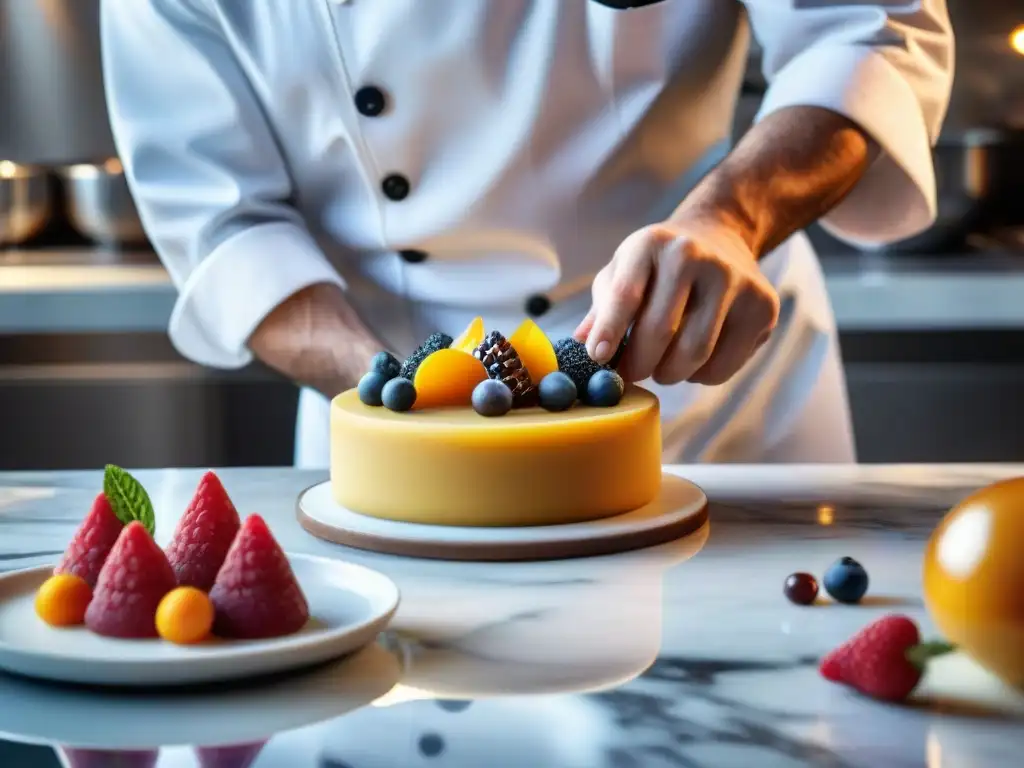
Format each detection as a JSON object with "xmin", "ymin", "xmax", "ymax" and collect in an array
[
  {"xmin": 653, "ymin": 271, "xmax": 734, "ymax": 385},
  {"xmin": 586, "ymin": 249, "xmax": 653, "ymax": 365},
  {"xmin": 688, "ymin": 303, "xmax": 767, "ymax": 386},
  {"xmin": 618, "ymin": 255, "xmax": 691, "ymax": 383},
  {"xmin": 573, "ymin": 308, "xmax": 597, "ymax": 342},
  {"xmin": 689, "ymin": 285, "xmax": 776, "ymax": 384}
]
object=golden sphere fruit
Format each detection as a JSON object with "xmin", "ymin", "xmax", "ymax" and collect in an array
[
  {"xmin": 156, "ymin": 586, "xmax": 214, "ymax": 645},
  {"xmin": 923, "ymin": 477, "xmax": 1024, "ymax": 688},
  {"xmin": 35, "ymin": 573, "xmax": 92, "ymax": 627}
]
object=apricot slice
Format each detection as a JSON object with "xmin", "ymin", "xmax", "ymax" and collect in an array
[
  {"xmin": 413, "ymin": 348, "xmax": 489, "ymax": 409},
  {"xmin": 35, "ymin": 573, "xmax": 92, "ymax": 627},
  {"xmin": 451, "ymin": 316, "xmax": 485, "ymax": 354},
  {"xmin": 509, "ymin": 318, "xmax": 559, "ymax": 382},
  {"xmin": 156, "ymin": 586, "xmax": 214, "ymax": 645}
]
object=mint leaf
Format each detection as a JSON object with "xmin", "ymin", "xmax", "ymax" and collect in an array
[{"xmin": 103, "ymin": 464, "xmax": 155, "ymax": 536}]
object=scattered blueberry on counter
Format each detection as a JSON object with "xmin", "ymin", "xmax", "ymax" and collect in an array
[
  {"xmin": 357, "ymin": 371, "xmax": 391, "ymax": 406},
  {"xmin": 538, "ymin": 371, "xmax": 577, "ymax": 412},
  {"xmin": 824, "ymin": 557, "xmax": 869, "ymax": 604},
  {"xmin": 472, "ymin": 379, "xmax": 513, "ymax": 417},
  {"xmin": 371, "ymin": 351, "xmax": 401, "ymax": 379},
  {"xmin": 586, "ymin": 369, "xmax": 625, "ymax": 407},
  {"xmin": 382, "ymin": 377, "xmax": 417, "ymax": 412},
  {"xmin": 784, "ymin": 572, "xmax": 819, "ymax": 605}
]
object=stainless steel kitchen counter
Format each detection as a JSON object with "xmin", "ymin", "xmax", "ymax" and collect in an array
[{"xmin": 3, "ymin": 248, "xmax": 1024, "ymax": 333}]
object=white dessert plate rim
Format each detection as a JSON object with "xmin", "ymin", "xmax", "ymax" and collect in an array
[{"xmin": 0, "ymin": 553, "xmax": 400, "ymax": 687}]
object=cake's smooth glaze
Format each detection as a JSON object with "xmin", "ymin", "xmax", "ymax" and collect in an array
[{"xmin": 330, "ymin": 385, "xmax": 662, "ymax": 526}]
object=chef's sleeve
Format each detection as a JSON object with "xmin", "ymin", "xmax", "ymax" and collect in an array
[
  {"xmin": 742, "ymin": 0, "xmax": 954, "ymax": 247},
  {"xmin": 101, "ymin": 0, "xmax": 345, "ymax": 369}
]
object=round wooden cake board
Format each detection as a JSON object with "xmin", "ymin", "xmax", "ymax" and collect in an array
[{"xmin": 297, "ymin": 472, "xmax": 708, "ymax": 562}]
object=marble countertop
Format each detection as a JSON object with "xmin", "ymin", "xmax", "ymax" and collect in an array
[
  {"xmin": 1, "ymin": 464, "xmax": 1024, "ymax": 768},
  {"xmin": 6, "ymin": 248, "xmax": 1024, "ymax": 333}
]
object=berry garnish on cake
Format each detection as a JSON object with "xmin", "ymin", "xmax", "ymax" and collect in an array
[
  {"xmin": 165, "ymin": 471, "xmax": 241, "ymax": 591},
  {"xmin": 473, "ymin": 330, "xmax": 536, "ymax": 407},
  {"xmin": 553, "ymin": 337, "xmax": 603, "ymax": 394},
  {"xmin": 54, "ymin": 492, "xmax": 124, "ymax": 588},
  {"xmin": 355, "ymin": 319, "xmax": 628, "ymax": 414},
  {"xmin": 85, "ymin": 521, "xmax": 177, "ymax": 639},
  {"xmin": 209, "ymin": 514, "xmax": 310, "ymax": 640},
  {"xmin": 400, "ymin": 332, "xmax": 454, "ymax": 380}
]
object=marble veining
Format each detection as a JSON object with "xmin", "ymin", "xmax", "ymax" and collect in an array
[{"xmin": 0, "ymin": 464, "xmax": 1022, "ymax": 768}]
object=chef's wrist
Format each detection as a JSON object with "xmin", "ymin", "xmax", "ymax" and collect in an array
[
  {"xmin": 248, "ymin": 282, "xmax": 379, "ymax": 399},
  {"xmin": 672, "ymin": 106, "xmax": 871, "ymax": 258}
]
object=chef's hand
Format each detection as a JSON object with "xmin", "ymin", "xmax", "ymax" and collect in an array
[{"xmin": 575, "ymin": 218, "xmax": 780, "ymax": 386}]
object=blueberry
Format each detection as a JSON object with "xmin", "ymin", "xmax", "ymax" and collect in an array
[
  {"xmin": 538, "ymin": 371, "xmax": 577, "ymax": 412},
  {"xmin": 784, "ymin": 572, "xmax": 819, "ymax": 606},
  {"xmin": 472, "ymin": 379, "xmax": 513, "ymax": 417},
  {"xmin": 357, "ymin": 371, "xmax": 389, "ymax": 406},
  {"xmin": 823, "ymin": 557, "xmax": 869, "ymax": 604},
  {"xmin": 585, "ymin": 369, "xmax": 624, "ymax": 407},
  {"xmin": 381, "ymin": 377, "xmax": 417, "ymax": 412},
  {"xmin": 370, "ymin": 351, "xmax": 401, "ymax": 379}
]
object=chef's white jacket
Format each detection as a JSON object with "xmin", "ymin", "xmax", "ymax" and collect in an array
[{"xmin": 100, "ymin": 0, "xmax": 953, "ymax": 467}]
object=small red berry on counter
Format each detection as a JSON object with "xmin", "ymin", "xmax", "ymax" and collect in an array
[{"xmin": 784, "ymin": 572, "xmax": 819, "ymax": 605}]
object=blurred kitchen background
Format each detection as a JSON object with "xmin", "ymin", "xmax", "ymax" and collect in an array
[{"xmin": 1, "ymin": 1, "xmax": 1023, "ymax": 470}]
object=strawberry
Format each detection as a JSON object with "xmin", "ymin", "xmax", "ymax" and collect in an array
[
  {"xmin": 54, "ymin": 493, "xmax": 124, "ymax": 588},
  {"xmin": 196, "ymin": 741, "xmax": 267, "ymax": 768},
  {"xmin": 209, "ymin": 514, "xmax": 309, "ymax": 640},
  {"xmin": 85, "ymin": 521, "xmax": 177, "ymax": 639},
  {"xmin": 165, "ymin": 471, "xmax": 242, "ymax": 591},
  {"xmin": 819, "ymin": 614, "xmax": 954, "ymax": 702}
]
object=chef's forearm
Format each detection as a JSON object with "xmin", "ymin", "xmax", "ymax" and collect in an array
[
  {"xmin": 672, "ymin": 105, "xmax": 873, "ymax": 257},
  {"xmin": 248, "ymin": 283, "xmax": 380, "ymax": 399}
]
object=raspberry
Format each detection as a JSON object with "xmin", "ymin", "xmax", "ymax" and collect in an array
[
  {"xmin": 195, "ymin": 742, "xmax": 266, "ymax": 768},
  {"xmin": 54, "ymin": 493, "xmax": 124, "ymax": 588},
  {"xmin": 209, "ymin": 515, "xmax": 309, "ymax": 640},
  {"xmin": 165, "ymin": 471, "xmax": 241, "ymax": 591},
  {"xmin": 60, "ymin": 748, "xmax": 159, "ymax": 768},
  {"xmin": 84, "ymin": 521, "xmax": 177, "ymax": 639}
]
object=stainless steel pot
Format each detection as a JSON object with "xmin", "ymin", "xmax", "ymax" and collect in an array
[
  {"xmin": 0, "ymin": 161, "xmax": 52, "ymax": 246},
  {"xmin": 0, "ymin": 1, "xmax": 116, "ymax": 165},
  {"xmin": 57, "ymin": 159, "xmax": 148, "ymax": 247}
]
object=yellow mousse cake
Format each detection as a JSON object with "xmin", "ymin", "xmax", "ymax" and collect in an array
[{"xmin": 330, "ymin": 318, "xmax": 663, "ymax": 527}]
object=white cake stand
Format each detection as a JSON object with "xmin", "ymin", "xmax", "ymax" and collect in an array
[{"xmin": 296, "ymin": 472, "xmax": 708, "ymax": 561}]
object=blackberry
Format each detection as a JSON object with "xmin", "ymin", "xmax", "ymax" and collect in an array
[
  {"xmin": 399, "ymin": 332, "xmax": 454, "ymax": 380},
  {"xmin": 473, "ymin": 331, "xmax": 536, "ymax": 407},
  {"xmin": 553, "ymin": 337, "xmax": 603, "ymax": 393}
]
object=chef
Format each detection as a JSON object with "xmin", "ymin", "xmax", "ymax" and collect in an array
[{"xmin": 101, "ymin": 0, "xmax": 953, "ymax": 468}]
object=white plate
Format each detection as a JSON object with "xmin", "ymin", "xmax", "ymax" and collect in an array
[
  {"xmin": 0, "ymin": 554, "xmax": 400, "ymax": 687},
  {"xmin": 298, "ymin": 473, "xmax": 709, "ymax": 561}
]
